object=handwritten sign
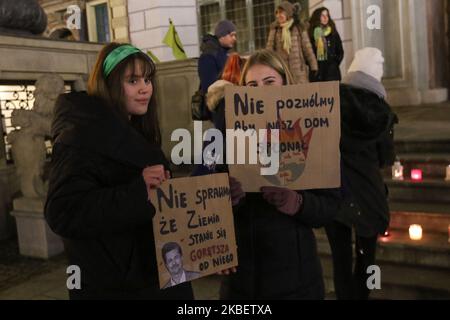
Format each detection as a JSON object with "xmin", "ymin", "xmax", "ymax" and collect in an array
[
  {"xmin": 150, "ymin": 173, "xmax": 238, "ymax": 289},
  {"xmin": 225, "ymin": 81, "xmax": 341, "ymax": 192}
]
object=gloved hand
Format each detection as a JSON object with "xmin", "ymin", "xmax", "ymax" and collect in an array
[
  {"xmin": 261, "ymin": 186, "xmax": 302, "ymax": 216},
  {"xmin": 310, "ymin": 69, "xmax": 320, "ymax": 82},
  {"xmin": 229, "ymin": 176, "xmax": 245, "ymax": 206}
]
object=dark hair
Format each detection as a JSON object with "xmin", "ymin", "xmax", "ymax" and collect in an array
[
  {"xmin": 308, "ymin": 7, "xmax": 337, "ymax": 41},
  {"xmin": 87, "ymin": 42, "xmax": 161, "ymax": 147},
  {"xmin": 162, "ymin": 242, "xmax": 182, "ymax": 264}
]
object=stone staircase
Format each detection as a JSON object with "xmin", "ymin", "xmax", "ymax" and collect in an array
[
  {"xmin": 318, "ymin": 104, "xmax": 450, "ymax": 299},
  {"xmin": 316, "ymin": 227, "xmax": 450, "ymax": 300}
]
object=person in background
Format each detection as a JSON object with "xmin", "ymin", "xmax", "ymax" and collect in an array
[
  {"xmin": 308, "ymin": 7, "xmax": 344, "ymax": 82},
  {"xmin": 192, "ymin": 53, "xmax": 246, "ymax": 176},
  {"xmin": 198, "ymin": 19, "xmax": 238, "ymax": 120},
  {"xmin": 266, "ymin": 1, "xmax": 318, "ymax": 84},
  {"xmin": 326, "ymin": 47, "xmax": 398, "ymax": 300},
  {"xmin": 206, "ymin": 53, "xmax": 246, "ymax": 135}
]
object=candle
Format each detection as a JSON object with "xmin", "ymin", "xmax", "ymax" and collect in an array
[
  {"xmin": 409, "ymin": 224, "xmax": 422, "ymax": 240},
  {"xmin": 446, "ymin": 166, "xmax": 450, "ymax": 181},
  {"xmin": 392, "ymin": 160, "xmax": 404, "ymax": 180},
  {"xmin": 411, "ymin": 169, "xmax": 422, "ymax": 181}
]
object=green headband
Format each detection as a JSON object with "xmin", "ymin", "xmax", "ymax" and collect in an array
[{"xmin": 103, "ymin": 45, "xmax": 141, "ymax": 77}]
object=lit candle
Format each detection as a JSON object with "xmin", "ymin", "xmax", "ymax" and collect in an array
[
  {"xmin": 446, "ymin": 166, "xmax": 450, "ymax": 181},
  {"xmin": 411, "ymin": 169, "xmax": 422, "ymax": 181},
  {"xmin": 392, "ymin": 160, "xmax": 404, "ymax": 180},
  {"xmin": 409, "ymin": 224, "xmax": 422, "ymax": 240}
]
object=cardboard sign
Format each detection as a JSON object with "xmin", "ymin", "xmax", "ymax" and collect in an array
[
  {"xmin": 225, "ymin": 81, "xmax": 341, "ymax": 192},
  {"xmin": 150, "ymin": 173, "xmax": 238, "ymax": 289}
]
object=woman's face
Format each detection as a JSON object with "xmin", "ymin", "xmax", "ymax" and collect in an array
[
  {"xmin": 122, "ymin": 60, "xmax": 153, "ymax": 116},
  {"xmin": 245, "ymin": 64, "xmax": 284, "ymax": 87},
  {"xmin": 276, "ymin": 9, "xmax": 288, "ymax": 24},
  {"xmin": 320, "ymin": 10, "xmax": 329, "ymax": 26}
]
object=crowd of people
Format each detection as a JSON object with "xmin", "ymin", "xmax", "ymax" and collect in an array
[{"xmin": 44, "ymin": 1, "xmax": 398, "ymax": 300}]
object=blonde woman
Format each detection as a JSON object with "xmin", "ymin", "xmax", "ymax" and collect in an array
[{"xmin": 223, "ymin": 49, "xmax": 341, "ymax": 299}]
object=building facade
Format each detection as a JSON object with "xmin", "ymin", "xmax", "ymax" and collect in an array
[{"xmin": 38, "ymin": 0, "xmax": 449, "ymax": 106}]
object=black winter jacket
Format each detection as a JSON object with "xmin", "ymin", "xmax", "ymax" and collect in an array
[
  {"xmin": 45, "ymin": 92, "xmax": 193, "ymax": 299},
  {"xmin": 338, "ymin": 84, "xmax": 398, "ymax": 237},
  {"xmin": 223, "ymin": 189, "xmax": 341, "ymax": 299},
  {"xmin": 198, "ymin": 34, "xmax": 229, "ymax": 94},
  {"xmin": 311, "ymin": 30, "xmax": 344, "ymax": 81}
]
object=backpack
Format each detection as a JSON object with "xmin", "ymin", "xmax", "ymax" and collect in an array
[{"xmin": 191, "ymin": 86, "xmax": 212, "ymax": 121}]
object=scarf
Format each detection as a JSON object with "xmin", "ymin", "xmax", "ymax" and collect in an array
[
  {"xmin": 342, "ymin": 71, "xmax": 387, "ymax": 100},
  {"xmin": 281, "ymin": 19, "xmax": 294, "ymax": 54},
  {"xmin": 314, "ymin": 26, "xmax": 332, "ymax": 61}
]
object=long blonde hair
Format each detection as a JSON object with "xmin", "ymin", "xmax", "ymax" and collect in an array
[{"xmin": 240, "ymin": 49, "xmax": 296, "ymax": 85}]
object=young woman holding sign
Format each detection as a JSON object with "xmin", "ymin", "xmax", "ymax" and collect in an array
[
  {"xmin": 222, "ymin": 49, "xmax": 341, "ymax": 299},
  {"xmin": 45, "ymin": 43, "xmax": 194, "ymax": 300}
]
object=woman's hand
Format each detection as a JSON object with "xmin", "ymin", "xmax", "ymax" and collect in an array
[
  {"xmin": 260, "ymin": 186, "xmax": 302, "ymax": 216},
  {"xmin": 230, "ymin": 176, "xmax": 245, "ymax": 206},
  {"xmin": 143, "ymin": 165, "xmax": 170, "ymax": 198}
]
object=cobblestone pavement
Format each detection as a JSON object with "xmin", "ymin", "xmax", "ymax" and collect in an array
[
  {"xmin": 0, "ymin": 236, "xmax": 221, "ymax": 300},
  {"xmin": 0, "ymin": 236, "xmax": 68, "ymax": 299}
]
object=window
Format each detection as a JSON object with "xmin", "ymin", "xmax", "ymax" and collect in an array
[
  {"xmin": 200, "ymin": 2, "xmax": 221, "ymax": 36},
  {"xmin": 198, "ymin": 0, "xmax": 308, "ymax": 54},
  {"xmin": 86, "ymin": 0, "xmax": 111, "ymax": 43},
  {"xmin": 225, "ymin": 0, "xmax": 250, "ymax": 52},
  {"xmin": 253, "ymin": 0, "xmax": 275, "ymax": 50}
]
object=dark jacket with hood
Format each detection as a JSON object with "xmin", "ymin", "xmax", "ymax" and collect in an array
[
  {"xmin": 224, "ymin": 189, "xmax": 341, "ymax": 299},
  {"xmin": 44, "ymin": 92, "xmax": 193, "ymax": 299},
  {"xmin": 198, "ymin": 34, "xmax": 229, "ymax": 94},
  {"xmin": 338, "ymin": 83, "xmax": 398, "ymax": 237}
]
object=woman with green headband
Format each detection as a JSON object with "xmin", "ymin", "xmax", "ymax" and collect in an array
[{"xmin": 45, "ymin": 43, "xmax": 194, "ymax": 300}]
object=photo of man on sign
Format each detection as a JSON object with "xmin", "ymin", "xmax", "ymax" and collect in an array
[
  {"xmin": 161, "ymin": 242, "xmax": 201, "ymax": 289},
  {"xmin": 150, "ymin": 173, "xmax": 238, "ymax": 289}
]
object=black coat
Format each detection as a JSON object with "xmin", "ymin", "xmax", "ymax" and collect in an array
[
  {"xmin": 338, "ymin": 84, "xmax": 398, "ymax": 237},
  {"xmin": 223, "ymin": 189, "xmax": 341, "ymax": 299},
  {"xmin": 198, "ymin": 34, "xmax": 229, "ymax": 94},
  {"xmin": 311, "ymin": 30, "xmax": 344, "ymax": 81},
  {"xmin": 45, "ymin": 92, "xmax": 193, "ymax": 299}
]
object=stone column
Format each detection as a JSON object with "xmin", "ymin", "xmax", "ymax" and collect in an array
[
  {"xmin": 128, "ymin": 0, "xmax": 200, "ymax": 62},
  {"xmin": 350, "ymin": 0, "xmax": 448, "ymax": 106},
  {"xmin": 110, "ymin": 0, "xmax": 130, "ymax": 43}
]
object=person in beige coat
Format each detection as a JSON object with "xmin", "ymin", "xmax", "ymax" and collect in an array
[{"xmin": 266, "ymin": 1, "xmax": 318, "ymax": 84}]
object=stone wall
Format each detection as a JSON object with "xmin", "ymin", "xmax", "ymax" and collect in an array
[{"xmin": 154, "ymin": 58, "xmax": 202, "ymax": 161}]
